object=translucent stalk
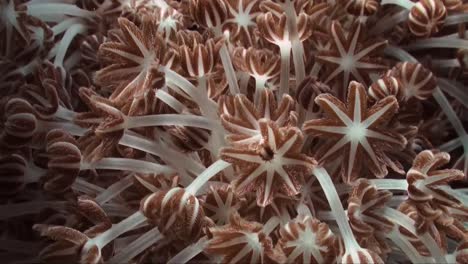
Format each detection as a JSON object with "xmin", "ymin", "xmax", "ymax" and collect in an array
[
  {"xmin": 312, "ymin": 167, "xmax": 360, "ymax": 250},
  {"xmin": 55, "ymin": 106, "xmax": 77, "ymax": 121},
  {"xmin": 185, "ymin": 160, "xmax": 231, "ymax": 195},
  {"xmin": 119, "ymin": 133, "xmax": 205, "ymax": 183},
  {"xmin": 108, "ymin": 227, "xmax": 163, "ymax": 264},
  {"xmin": 27, "ymin": 3, "xmax": 95, "ymax": 19},
  {"xmin": 163, "ymin": 67, "xmax": 218, "ymax": 111},
  {"xmin": 380, "ymin": 0, "xmax": 415, "ymax": 9},
  {"xmin": 124, "ymin": 114, "xmax": 219, "ymax": 131},
  {"xmin": 317, "ymin": 210, "xmax": 347, "ymax": 221},
  {"xmin": 219, "ymin": 45, "xmax": 241, "ymax": 94},
  {"xmin": 82, "ymin": 158, "xmax": 172, "ymax": 175},
  {"xmin": 279, "ymin": 42, "xmax": 292, "ymax": 99},
  {"xmin": 196, "ymin": 76, "xmax": 218, "ymax": 120},
  {"xmin": 84, "ymin": 211, "xmax": 147, "ymax": 252},
  {"xmin": 405, "ymin": 37, "xmax": 468, "ymax": 50},
  {"xmin": 263, "ymin": 216, "xmax": 280, "ymax": 235},
  {"xmin": 431, "ymin": 59, "xmax": 460, "ymax": 68},
  {"xmin": 239, "ymin": 72, "xmax": 251, "ymax": 94},
  {"xmin": 64, "ymin": 50, "xmax": 81, "ymax": 70},
  {"xmin": 437, "ymin": 78, "xmax": 468, "ymax": 109},
  {"xmin": 433, "ymin": 87, "xmax": 468, "ymax": 175},
  {"xmin": 445, "ymin": 14, "xmax": 468, "ymax": 26},
  {"xmin": 23, "ymin": 162, "xmax": 46, "ymax": 183},
  {"xmin": 51, "ymin": 18, "xmax": 83, "ymax": 36},
  {"xmin": 16, "ymin": 59, "xmax": 40, "ymax": 76},
  {"xmin": 369, "ymin": 179, "xmax": 408, "ymax": 190},
  {"xmin": 386, "ymin": 231, "xmax": 434, "ymax": 263},
  {"xmin": 102, "ymin": 203, "xmax": 134, "ymax": 217},
  {"xmin": 384, "ymin": 45, "xmax": 418, "ymax": 63},
  {"xmin": 53, "ymin": 23, "xmax": 87, "ymax": 70},
  {"xmin": 155, "ymin": 89, "xmax": 185, "ymax": 113},
  {"xmin": 163, "ymin": 67, "xmax": 201, "ymax": 100},
  {"xmin": 37, "ymin": 120, "xmax": 88, "ymax": 137},
  {"xmin": 310, "ymin": 62, "xmax": 322, "ymax": 77},
  {"xmin": 213, "ymin": 27, "xmax": 240, "ymax": 95},
  {"xmin": 254, "ymin": 78, "xmax": 267, "ymax": 105},
  {"xmin": 72, "ymin": 178, "xmax": 105, "ymax": 196},
  {"xmin": 95, "ymin": 175, "xmax": 134, "ymax": 205},
  {"xmin": 284, "ymin": 0, "xmax": 305, "ymax": 85},
  {"xmin": 370, "ymin": 10, "xmax": 409, "ymax": 35},
  {"xmin": 433, "ymin": 87, "xmax": 468, "ymax": 141},
  {"xmin": 378, "ymin": 207, "xmax": 447, "ymax": 264}
]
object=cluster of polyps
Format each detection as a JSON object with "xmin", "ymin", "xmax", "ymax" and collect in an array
[{"xmin": 1, "ymin": 0, "xmax": 468, "ymax": 263}]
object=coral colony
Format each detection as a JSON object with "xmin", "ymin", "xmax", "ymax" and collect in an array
[{"xmin": 3, "ymin": 0, "xmax": 468, "ymax": 263}]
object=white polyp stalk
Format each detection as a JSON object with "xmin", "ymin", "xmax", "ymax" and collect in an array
[
  {"xmin": 263, "ymin": 216, "xmax": 280, "ymax": 235},
  {"xmin": 145, "ymin": 0, "xmax": 169, "ymax": 9},
  {"xmin": 155, "ymin": 89, "xmax": 185, "ymax": 113},
  {"xmin": 389, "ymin": 195, "xmax": 409, "ymax": 207},
  {"xmin": 218, "ymin": 45, "xmax": 240, "ymax": 95},
  {"xmin": 439, "ymin": 137, "xmax": 462, "ymax": 152},
  {"xmin": 445, "ymin": 14, "xmax": 468, "ymax": 26},
  {"xmin": 167, "ymin": 236, "xmax": 209, "ymax": 264},
  {"xmin": 53, "ymin": 23, "xmax": 87, "ymax": 68},
  {"xmin": 310, "ymin": 62, "xmax": 322, "ymax": 77},
  {"xmin": 369, "ymin": 179, "xmax": 408, "ymax": 190},
  {"xmin": 51, "ymin": 18, "xmax": 83, "ymax": 36},
  {"xmin": 197, "ymin": 76, "xmax": 218, "ymax": 120},
  {"xmin": 386, "ymin": 231, "xmax": 434, "ymax": 264},
  {"xmin": 0, "ymin": 201, "xmax": 66, "ymax": 220},
  {"xmin": 437, "ymin": 78, "xmax": 468, "ymax": 109},
  {"xmin": 86, "ymin": 211, "xmax": 147, "ymax": 251},
  {"xmin": 72, "ymin": 178, "xmax": 105, "ymax": 196},
  {"xmin": 380, "ymin": 0, "xmax": 415, "ymax": 9},
  {"xmin": 119, "ymin": 133, "xmax": 205, "ymax": 179},
  {"xmin": 433, "ymin": 87, "xmax": 467, "ymax": 139},
  {"xmin": 16, "ymin": 59, "xmax": 40, "ymax": 76},
  {"xmin": 279, "ymin": 43, "xmax": 292, "ymax": 100},
  {"xmin": 64, "ymin": 50, "xmax": 81, "ymax": 70},
  {"xmin": 405, "ymin": 37, "xmax": 468, "ymax": 50},
  {"xmin": 23, "ymin": 163, "xmax": 47, "ymax": 183},
  {"xmin": 125, "ymin": 114, "xmax": 218, "ymax": 130},
  {"xmin": 55, "ymin": 106, "xmax": 77, "ymax": 121},
  {"xmin": 431, "ymin": 59, "xmax": 460, "ymax": 68},
  {"xmin": 317, "ymin": 210, "xmax": 345, "ymax": 221},
  {"xmin": 37, "ymin": 120, "xmax": 88, "ymax": 136},
  {"xmin": 384, "ymin": 45, "xmax": 418, "ymax": 63},
  {"xmin": 254, "ymin": 78, "xmax": 267, "ymax": 105},
  {"xmin": 212, "ymin": 27, "xmax": 240, "ymax": 95},
  {"xmin": 185, "ymin": 160, "xmax": 231, "ymax": 195},
  {"xmin": 27, "ymin": 3, "xmax": 95, "ymax": 19},
  {"xmin": 108, "ymin": 227, "xmax": 163, "ymax": 264},
  {"xmin": 284, "ymin": 0, "xmax": 305, "ymax": 85},
  {"xmin": 81, "ymin": 157, "xmax": 175, "ymax": 175},
  {"xmin": 438, "ymin": 185, "xmax": 468, "ymax": 205},
  {"xmin": 297, "ymin": 203, "xmax": 313, "ymax": 217},
  {"xmin": 95, "ymin": 175, "xmax": 134, "ymax": 205},
  {"xmin": 163, "ymin": 67, "xmax": 202, "ymax": 100},
  {"xmin": 163, "ymin": 68, "xmax": 218, "ymax": 112},
  {"xmin": 370, "ymin": 10, "xmax": 409, "ymax": 35},
  {"xmin": 379, "ymin": 207, "xmax": 447, "ymax": 264},
  {"xmin": 312, "ymin": 167, "xmax": 360, "ymax": 250},
  {"xmin": 102, "ymin": 203, "xmax": 134, "ymax": 217},
  {"xmin": 239, "ymin": 72, "xmax": 251, "ymax": 94}
]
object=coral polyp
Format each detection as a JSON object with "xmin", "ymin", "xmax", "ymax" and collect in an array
[{"xmin": 1, "ymin": 0, "xmax": 468, "ymax": 263}]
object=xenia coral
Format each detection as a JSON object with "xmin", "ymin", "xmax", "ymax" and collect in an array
[{"xmin": 2, "ymin": 0, "xmax": 468, "ymax": 263}]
